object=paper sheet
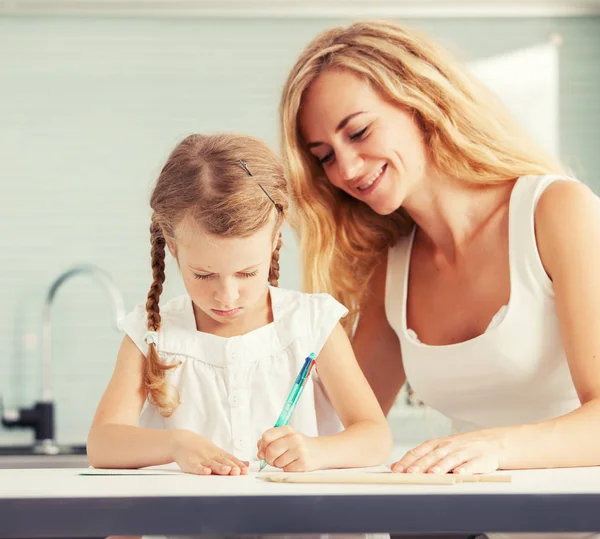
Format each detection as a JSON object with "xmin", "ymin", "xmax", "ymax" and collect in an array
[{"xmin": 80, "ymin": 463, "xmax": 391, "ymax": 476}]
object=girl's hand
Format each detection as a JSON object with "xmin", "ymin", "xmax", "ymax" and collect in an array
[
  {"xmin": 172, "ymin": 429, "xmax": 249, "ymax": 475},
  {"xmin": 257, "ymin": 426, "xmax": 323, "ymax": 472},
  {"xmin": 391, "ymin": 430, "xmax": 508, "ymax": 475}
]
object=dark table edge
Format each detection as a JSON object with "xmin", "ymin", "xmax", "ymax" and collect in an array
[{"xmin": 2, "ymin": 493, "xmax": 600, "ymax": 537}]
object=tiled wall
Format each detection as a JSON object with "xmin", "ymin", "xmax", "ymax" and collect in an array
[{"xmin": 0, "ymin": 15, "xmax": 598, "ymax": 446}]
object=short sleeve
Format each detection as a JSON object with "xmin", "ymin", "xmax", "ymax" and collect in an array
[
  {"xmin": 117, "ymin": 303, "xmax": 150, "ymax": 357},
  {"xmin": 308, "ymin": 293, "xmax": 349, "ymax": 358}
]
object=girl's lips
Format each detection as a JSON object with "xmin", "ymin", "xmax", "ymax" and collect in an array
[
  {"xmin": 211, "ymin": 308, "xmax": 242, "ymax": 317},
  {"xmin": 357, "ymin": 163, "xmax": 386, "ymax": 196}
]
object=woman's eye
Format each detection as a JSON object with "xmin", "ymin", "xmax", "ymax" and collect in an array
[
  {"xmin": 319, "ymin": 152, "xmax": 333, "ymax": 165},
  {"xmin": 193, "ymin": 273, "xmax": 212, "ymax": 280},
  {"xmin": 238, "ymin": 270, "xmax": 258, "ymax": 279},
  {"xmin": 350, "ymin": 127, "xmax": 368, "ymax": 140}
]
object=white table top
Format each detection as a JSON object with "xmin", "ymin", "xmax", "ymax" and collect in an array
[
  {"xmin": 2, "ymin": 465, "xmax": 600, "ymax": 538},
  {"xmin": 1, "ymin": 465, "xmax": 600, "ymax": 498}
]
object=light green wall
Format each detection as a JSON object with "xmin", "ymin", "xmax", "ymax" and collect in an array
[{"xmin": 0, "ymin": 15, "xmax": 598, "ymax": 445}]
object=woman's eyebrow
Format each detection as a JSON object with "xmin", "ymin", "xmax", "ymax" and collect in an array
[{"xmin": 306, "ymin": 111, "xmax": 367, "ymax": 149}]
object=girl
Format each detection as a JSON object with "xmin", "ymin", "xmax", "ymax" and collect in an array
[{"xmin": 87, "ymin": 132, "xmax": 392, "ymax": 480}]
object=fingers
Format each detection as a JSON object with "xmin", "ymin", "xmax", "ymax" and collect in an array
[
  {"xmin": 406, "ymin": 444, "xmax": 455, "ymax": 474},
  {"xmin": 225, "ymin": 454, "xmax": 250, "ymax": 472},
  {"xmin": 261, "ymin": 431, "xmax": 305, "ymax": 468},
  {"xmin": 391, "ymin": 439, "xmax": 440, "ymax": 473},
  {"xmin": 182, "ymin": 461, "xmax": 213, "ymax": 475},
  {"xmin": 453, "ymin": 455, "xmax": 499, "ymax": 475},
  {"xmin": 208, "ymin": 454, "xmax": 251, "ymax": 475},
  {"xmin": 258, "ymin": 425, "xmax": 294, "ymax": 450},
  {"xmin": 218, "ymin": 455, "xmax": 242, "ymax": 475},
  {"xmin": 183, "ymin": 456, "xmax": 247, "ymax": 476},
  {"xmin": 257, "ymin": 426, "xmax": 295, "ymax": 460},
  {"xmin": 273, "ymin": 449, "xmax": 296, "ymax": 470},
  {"xmin": 391, "ymin": 439, "xmax": 501, "ymax": 475}
]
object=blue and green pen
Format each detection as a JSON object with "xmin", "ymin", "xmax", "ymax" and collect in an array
[{"xmin": 259, "ymin": 352, "xmax": 316, "ymax": 472}]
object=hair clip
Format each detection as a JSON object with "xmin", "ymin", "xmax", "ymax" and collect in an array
[
  {"xmin": 239, "ymin": 159, "xmax": 283, "ymax": 213},
  {"xmin": 239, "ymin": 160, "xmax": 253, "ymax": 177},
  {"xmin": 144, "ymin": 331, "xmax": 158, "ymax": 346}
]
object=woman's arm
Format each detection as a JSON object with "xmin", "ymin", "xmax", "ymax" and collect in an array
[
  {"xmin": 499, "ymin": 179, "xmax": 600, "ymax": 469},
  {"xmin": 392, "ymin": 180, "xmax": 600, "ymax": 474},
  {"xmin": 87, "ymin": 336, "xmax": 248, "ymax": 474},
  {"xmin": 353, "ymin": 254, "xmax": 406, "ymax": 415}
]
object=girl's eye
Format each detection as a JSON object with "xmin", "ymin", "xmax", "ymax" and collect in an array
[
  {"xmin": 193, "ymin": 273, "xmax": 212, "ymax": 280},
  {"xmin": 238, "ymin": 270, "xmax": 258, "ymax": 279},
  {"xmin": 350, "ymin": 127, "xmax": 368, "ymax": 140}
]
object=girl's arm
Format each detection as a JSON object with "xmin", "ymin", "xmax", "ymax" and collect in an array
[
  {"xmin": 259, "ymin": 322, "xmax": 395, "ymax": 471},
  {"xmin": 87, "ymin": 335, "xmax": 168, "ymax": 468},
  {"xmin": 307, "ymin": 321, "xmax": 395, "ymax": 469},
  {"xmin": 393, "ymin": 180, "xmax": 600, "ymax": 474},
  {"xmin": 352, "ymin": 254, "xmax": 407, "ymax": 415},
  {"xmin": 87, "ymin": 335, "xmax": 248, "ymax": 474},
  {"xmin": 258, "ymin": 257, "xmax": 404, "ymax": 472}
]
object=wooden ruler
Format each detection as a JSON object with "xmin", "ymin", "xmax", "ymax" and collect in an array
[{"xmin": 258, "ymin": 472, "xmax": 511, "ymax": 485}]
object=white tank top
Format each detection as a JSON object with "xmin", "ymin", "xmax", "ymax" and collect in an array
[{"xmin": 385, "ymin": 175, "xmax": 581, "ymax": 434}]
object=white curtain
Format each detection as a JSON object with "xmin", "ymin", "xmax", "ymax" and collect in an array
[{"xmin": 469, "ymin": 42, "xmax": 560, "ymax": 155}]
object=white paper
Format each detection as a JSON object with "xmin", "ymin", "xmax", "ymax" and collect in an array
[{"xmin": 80, "ymin": 463, "xmax": 391, "ymax": 476}]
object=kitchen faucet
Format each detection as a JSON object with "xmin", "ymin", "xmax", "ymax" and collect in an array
[{"xmin": 1, "ymin": 265, "xmax": 126, "ymax": 453}]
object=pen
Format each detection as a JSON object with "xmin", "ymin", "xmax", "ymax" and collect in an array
[{"xmin": 259, "ymin": 352, "xmax": 316, "ymax": 471}]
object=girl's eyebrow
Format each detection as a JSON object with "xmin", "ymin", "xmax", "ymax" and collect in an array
[{"xmin": 188, "ymin": 263, "xmax": 263, "ymax": 274}]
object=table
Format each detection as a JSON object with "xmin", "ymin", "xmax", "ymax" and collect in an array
[{"xmin": 1, "ymin": 466, "xmax": 600, "ymax": 538}]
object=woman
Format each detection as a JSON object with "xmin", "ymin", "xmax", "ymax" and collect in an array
[{"xmin": 279, "ymin": 19, "xmax": 600, "ymax": 484}]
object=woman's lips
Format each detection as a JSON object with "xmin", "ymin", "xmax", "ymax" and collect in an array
[{"xmin": 357, "ymin": 163, "xmax": 386, "ymax": 196}]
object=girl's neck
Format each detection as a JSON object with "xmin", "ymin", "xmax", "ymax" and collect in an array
[{"xmin": 193, "ymin": 286, "xmax": 274, "ymax": 338}]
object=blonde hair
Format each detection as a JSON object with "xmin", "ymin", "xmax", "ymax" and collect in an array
[
  {"xmin": 146, "ymin": 133, "xmax": 288, "ymax": 416},
  {"xmin": 280, "ymin": 19, "xmax": 565, "ymax": 333}
]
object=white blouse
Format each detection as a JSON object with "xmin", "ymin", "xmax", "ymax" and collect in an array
[{"xmin": 118, "ymin": 286, "xmax": 347, "ymax": 463}]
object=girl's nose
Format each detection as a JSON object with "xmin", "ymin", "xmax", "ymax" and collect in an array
[{"xmin": 214, "ymin": 278, "xmax": 240, "ymax": 307}]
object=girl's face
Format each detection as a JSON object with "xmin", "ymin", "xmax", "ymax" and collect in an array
[
  {"xmin": 299, "ymin": 69, "xmax": 430, "ymax": 215},
  {"xmin": 170, "ymin": 218, "xmax": 277, "ymax": 332}
]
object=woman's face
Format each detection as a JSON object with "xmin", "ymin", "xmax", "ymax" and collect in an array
[{"xmin": 299, "ymin": 69, "xmax": 430, "ymax": 215}]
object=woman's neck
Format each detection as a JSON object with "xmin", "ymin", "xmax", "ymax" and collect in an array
[{"xmin": 403, "ymin": 173, "xmax": 516, "ymax": 266}]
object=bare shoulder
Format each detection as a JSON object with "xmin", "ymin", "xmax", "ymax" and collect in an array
[{"xmin": 535, "ymin": 179, "xmax": 600, "ymax": 280}]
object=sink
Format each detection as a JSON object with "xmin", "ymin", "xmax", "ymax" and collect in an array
[{"xmin": 0, "ymin": 444, "xmax": 88, "ymax": 469}]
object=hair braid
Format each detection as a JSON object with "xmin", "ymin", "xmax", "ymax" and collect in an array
[
  {"xmin": 144, "ymin": 220, "xmax": 180, "ymax": 417},
  {"xmin": 268, "ymin": 232, "xmax": 283, "ymax": 287}
]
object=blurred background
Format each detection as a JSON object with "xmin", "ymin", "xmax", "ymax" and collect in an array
[{"xmin": 0, "ymin": 0, "xmax": 598, "ymax": 460}]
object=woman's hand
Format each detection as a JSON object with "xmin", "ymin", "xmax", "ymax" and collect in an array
[
  {"xmin": 172, "ymin": 429, "xmax": 249, "ymax": 475},
  {"xmin": 257, "ymin": 426, "xmax": 324, "ymax": 472},
  {"xmin": 391, "ymin": 429, "xmax": 508, "ymax": 475}
]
